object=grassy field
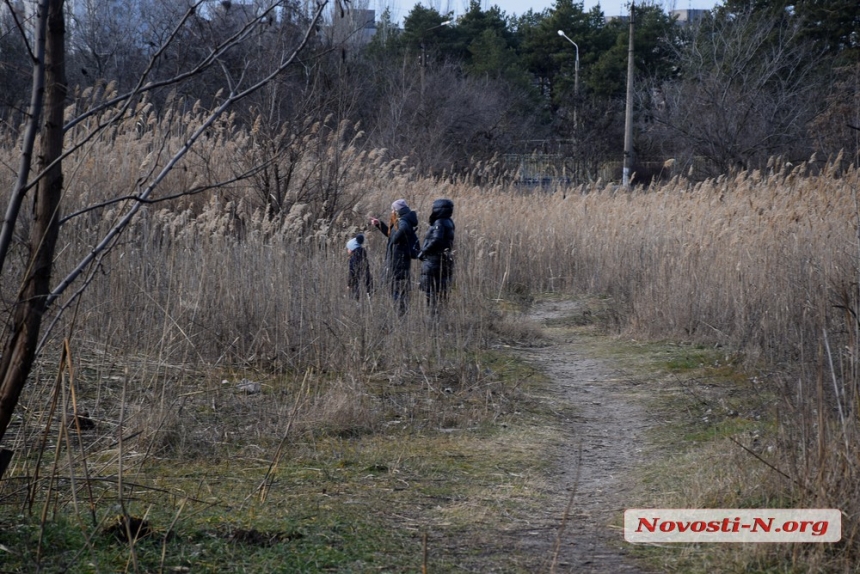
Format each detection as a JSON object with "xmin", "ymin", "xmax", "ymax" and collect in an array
[{"xmin": 0, "ymin": 322, "xmax": 566, "ymax": 573}]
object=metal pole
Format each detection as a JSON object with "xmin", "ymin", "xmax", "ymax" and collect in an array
[
  {"xmin": 557, "ymin": 30, "xmax": 579, "ymax": 96},
  {"xmin": 558, "ymin": 30, "xmax": 580, "ymax": 129},
  {"xmin": 420, "ymin": 20, "xmax": 451, "ymax": 108},
  {"xmin": 623, "ymin": 2, "xmax": 635, "ymax": 187},
  {"xmin": 420, "ymin": 42, "xmax": 425, "ymax": 103}
]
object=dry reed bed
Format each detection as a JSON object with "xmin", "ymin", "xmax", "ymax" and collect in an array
[
  {"xmin": 2, "ymin": 98, "xmax": 855, "ymax": 370},
  {"xmin": 39, "ymin": 164, "xmax": 856, "ymax": 377},
  {"xmin": 2, "ymin": 103, "xmax": 859, "ymax": 568},
  {"xmin": 0, "ymin": 107, "xmax": 858, "ymax": 432},
  {"xmin": 462, "ymin": 165, "xmax": 857, "ymax": 364},
  {"xmin": 3, "ymin": 107, "xmax": 857, "ymax": 435}
]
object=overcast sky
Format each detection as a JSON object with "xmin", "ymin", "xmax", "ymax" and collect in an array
[{"xmin": 375, "ymin": 0, "xmax": 723, "ymax": 25}]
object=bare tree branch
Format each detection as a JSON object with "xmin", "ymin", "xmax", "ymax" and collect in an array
[
  {"xmin": 57, "ymin": 160, "xmax": 276, "ymax": 226},
  {"xmin": 47, "ymin": 0, "xmax": 328, "ymax": 307},
  {"xmin": 12, "ymin": 0, "xmax": 281, "ymax": 210},
  {"xmin": 2, "ymin": 0, "xmax": 37, "ymax": 61}
]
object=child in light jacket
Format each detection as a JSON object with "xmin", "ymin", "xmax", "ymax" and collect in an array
[{"xmin": 347, "ymin": 234, "xmax": 373, "ymax": 300}]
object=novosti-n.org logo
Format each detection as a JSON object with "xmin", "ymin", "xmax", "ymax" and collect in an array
[{"xmin": 624, "ymin": 509, "xmax": 841, "ymax": 543}]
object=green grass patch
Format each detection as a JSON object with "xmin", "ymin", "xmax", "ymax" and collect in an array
[
  {"xmin": 0, "ymin": 345, "xmax": 563, "ymax": 573},
  {"xmin": 583, "ymin": 338, "xmax": 793, "ymax": 573},
  {"xmin": 1, "ymin": 425, "xmax": 557, "ymax": 572}
]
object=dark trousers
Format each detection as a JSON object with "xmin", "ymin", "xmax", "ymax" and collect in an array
[
  {"xmin": 421, "ymin": 269, "xmax": 451, "ymax": 316},
  {"xmin": 390, "ymin": 278, "xmax": 410, "ymax": 316}
]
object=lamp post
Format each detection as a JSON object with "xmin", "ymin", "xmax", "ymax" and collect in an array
[
  {"xmin": 421, "ymin": 20, "xmax": 451, "ymax": 105},
  {"xmin": 557, "ymin": 30, "xmax": 579, "ymax": 96},
  {"xmin": 421, "ymin": 20, "xmax": 452, "ymax": 69},
  {"xmin": 558, "ymin": 29, "xmax": 580, "ymax": 133},
  {"xmin": 622, "ymin": 3, "xmax": 635, "ymax": 187}
]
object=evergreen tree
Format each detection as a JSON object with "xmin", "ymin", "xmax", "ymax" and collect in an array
[
  {"xmin": 365, "ymin": 7, "xmax": 402, "ymax": 59},
  {"xmin": 452, "ymin": 1, "xmax": 514, "ymax": 64},
  {"xmin": 589, "ymin": 4, "xmax": 678, "ymax": 100},
  {"xmin": 400, "ymin": 5, "xmax": 455, "ymax": 66},
  {"xmin": 719, "ymin": 0, "xmax": 860, "ymax": 63}
]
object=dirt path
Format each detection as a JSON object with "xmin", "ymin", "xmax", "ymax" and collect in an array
[{"xmin": 514, "ymin": 299, "xmax": 654, "ymax": 573}]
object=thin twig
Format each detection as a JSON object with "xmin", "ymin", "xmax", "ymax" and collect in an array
[
  {"xmin": 160, "ymin": 498, "xmax": 188, "ymax": 574},
  {"xmin": 37, "ymin": 387, "xmax": 67, "ymax": 567},
  {"xmin": 727, "ymin": 436, "xmax": 818, "ymax": 498},
  {"xmin": 66, "ymin": 339, "xmax": 98, "ymax": 527},
  {"xmin": 29, "ymin": 344, "xmax": 66, "ymax": 513},
  {"xmin": 1, "ymin": 0, "xmax": 36, "ymax": 61},
  {"xmin": 119, "ymin": 371, "xmax": 141, "ymax": 574},
  {"xmin": 7, "ymin": 475, "xmax": 228, "ymax": 508},
  {"xmin": 58, "ymin": 161, "xmax": 275, "ymax": 225},
  {"xmin": 822, "ymin": 329, "xmax": 850, "ymax": 453},
  {"xmin": 550, "ymin": 441, "xmax": 582, "ymax": 574},
  {"xmin": 253, "ymin": 369, "xmax": 310, "ymax": 505}
]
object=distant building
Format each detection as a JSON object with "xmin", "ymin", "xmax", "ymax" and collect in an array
[
  {"xmin": 605, "ymin": 8, "xmax": 709, "ymax": 26},
  {"xmin": 329, "ymin": 8, "xmax": 376, "ymax": 49},
  {"xmin": 605, "ymin": 14, "xmax": 630, "ymax": 24},
  {"xmin": 670, "ymin": 9, "xmax": 708, "ymax": 25}
]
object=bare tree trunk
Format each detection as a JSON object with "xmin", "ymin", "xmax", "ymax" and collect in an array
[
  {"xmin": 0, "ymin": 0, "xmax": 49, "ymax": 277},
  {"xmin": 0, "ymin": 0, "xmax": 66, "ymax": 451},
  {"xmin": 0, "ymin": 0, "xmax": 327, "ymax": 468}
]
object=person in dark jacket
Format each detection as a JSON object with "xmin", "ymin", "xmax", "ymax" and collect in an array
[
  {"xmin": 370, "ymin": 199, "xmax": 419, "ymax": 315},
  {"xmin": 346, "ymin": 234, "xmax": 372, "ymax": 300},
  {"xmin": 418, "ymin": 199, "xmax": 455, "ymax": 315}
]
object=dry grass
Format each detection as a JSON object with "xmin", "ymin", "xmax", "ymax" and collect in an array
[{"xmin": 1, "ymin": 98, "xmax": 859, "ymax": 570}]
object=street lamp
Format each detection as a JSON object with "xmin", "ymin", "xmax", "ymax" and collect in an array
[
  {"xmin": 557, "ymin": 30, "xmax": 579, "ymax": 96},
  {"xmin": 421, "ymin": 20, "xmax": 452, "ymax": 68},
  {"xmin": 421, "ymin": 20, "xmax": 452, "ymax": 105}
]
